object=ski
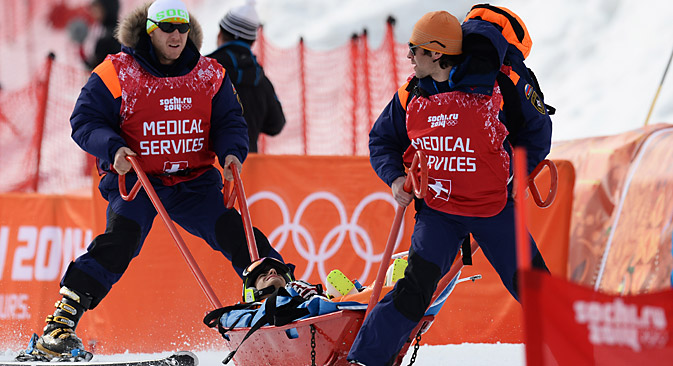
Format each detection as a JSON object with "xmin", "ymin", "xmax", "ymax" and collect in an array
[{"xmin": 0, "ymin": 351, "xmax": 198, "ymax": 366}]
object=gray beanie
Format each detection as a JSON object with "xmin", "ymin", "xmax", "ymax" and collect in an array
[{"xmin": 219, "ymin": 0, "xmax": 259, "ymax": 41}]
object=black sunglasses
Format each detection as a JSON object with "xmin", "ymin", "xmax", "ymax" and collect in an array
[
  {"xmin": 148, "ymin": 18, "xmax": 190, "ymax": 34},
  {"xmin": 408, "ymin": 40, "xmax": 447, "ymax": 55}
]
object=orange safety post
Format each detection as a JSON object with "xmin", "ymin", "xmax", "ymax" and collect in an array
[
  {"xmin": 299, "ymin": 37, "xmax": 308, "ymax": 155},
  {"xmin": 350, "ymin": 34, "xmax": 359, "ymax": 156},
  {"xmin": 386, "ymin": 16, "xmax": 400, "ymax": 88},
  {"xmin": 118, "ymin": 156, "xmax": 223, "ymax": 309},
  {"xmin": 361, "ymin": 29, "xmax": 373, "ymax": 131},
  {"xmin": 33, "ymin": 52, "xmax": 55, "ymax": 192},
  {"xmin": 257, "ymin": 25, "xmax": 267, "ymax": 154},
  {"xmin": 365, "ymin": 151, "xmax": 428, "ymax": 319},
  {"xmin": 514, "ymin": 147, "xmax": 544, "ymax": 364}
]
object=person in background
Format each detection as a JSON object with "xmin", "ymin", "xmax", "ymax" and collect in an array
[
  {"xmin": 347, "ymin": 10, "xmax": 550, "ymax": 366},
  {"xmin": 69, "ymin": 0, "xmax": 122, "ymax": 70},
  {"xmin": 206, "ymin": 0, "xmax": 286, "ymax": 153},
  {"xmin": 28, "ymin": 0, "xmax": 284, "ymax": 361}
]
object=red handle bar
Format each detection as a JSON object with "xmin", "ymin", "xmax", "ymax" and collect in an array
[
  {"xmin": 222, "ymin": 167, "xmax": 259, "ymax": 262},
  {"xmin": 118, "ymin": 156, "xmax": 223, "ymax": 309},
  {"xmin": 365, "ymin": 151, "xmax": 428, "ymax": 319},
  {"xmin": 528, "ymin": 159, "xmax": 558, "ymax": 208}
]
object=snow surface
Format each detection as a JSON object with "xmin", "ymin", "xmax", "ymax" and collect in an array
[
  {"xmin": 194, "ymin": 0, "xmax": 673, "ymax": 143},
  {"xmin": 1, "ymin": 344, "xmax": 525, "ymax": 365}
]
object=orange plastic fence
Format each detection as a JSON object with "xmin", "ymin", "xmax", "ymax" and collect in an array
[
  {"xmin": 0, "ymin": 3, "xmax": 410, "ymax": 194},
  {"xmin": 549, "ymin": 123, "xmax": 673, "ymax": 293},
  {"xmin": 0, "ymin": 155, "xmax": 573, "ymax": 354}
]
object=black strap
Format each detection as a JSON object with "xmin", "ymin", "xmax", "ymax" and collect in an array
[
  {"xmin": 203, "ymin": 302, "xmax": 260, "ymax": 340},
  {"xmin": 495, "ymin": 71, "xmax": 525, "ymax": 145},
  {"xmin": 404, "ymin": 76, "xmax": 419, "ymax": 109},
  {"xmin": 404, "ymin": 77, "xmax": 432, "ymax": 110},
  {"xmin": 461, "ymin": 236, "xmax": 473, "ymax": 266},
  {"xmin": 222, "ymin": 288, "xmax": 310, "ymax": 364}
]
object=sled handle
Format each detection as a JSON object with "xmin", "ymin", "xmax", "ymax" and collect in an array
[
  {"xmin": 404, "ymin": 150, "xmax": 428, "ymax": 199},
  {"xmin": 119, "ymin": 172, "xmax": 142, "ymax": 201},
  {"xmin": 528, "ymin": 159, "xmax": 558, "ymax": 208},
  {"xmin": 118, "ymin": 156, "xmax": 223, "ymax": 309},
  {"xmin": 223, "ymin": 166, "xmax": 259, "ymax": 262},
  {"xmin": 365, "ymin": 151, "xmax": 428, "ymax": 319}
]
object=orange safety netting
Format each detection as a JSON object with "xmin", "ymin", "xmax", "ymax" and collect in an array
[
  {"xmin": 0, "ymin": 0, "xmax": 412, "ymax": 194},
  {"xmin": 0, "ymin": 55, "xmax": 90, "ymax": 194}
]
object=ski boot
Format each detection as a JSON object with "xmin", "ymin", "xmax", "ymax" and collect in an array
[
  {"xmin": 324, "ymin": 269, "xmax": 364, "ymax": 298},
  {"xmin": 32, "ymin": 286, "xmax": 93, "ymax": 361},
  {"xmin": 384, "ymin": 257, "xmax": 408, "ymax": 286}
]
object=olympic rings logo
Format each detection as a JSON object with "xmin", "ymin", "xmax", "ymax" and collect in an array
[{"xmin": 248, "ymin": 191, "xmax": 404, "ymax": 284}]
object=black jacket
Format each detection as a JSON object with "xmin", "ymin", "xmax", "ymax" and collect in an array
[{"xmin": 207, "ymin": 41, "xmax": 285, "ymax": 152}]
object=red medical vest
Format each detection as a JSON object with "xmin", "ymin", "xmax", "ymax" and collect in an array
[
  {"xmin": 403, "ymin": 87, "xmax": 510, "ymax": 217},
  {"xmin": 110, "ymin": 53, "xmax": 224, "ymax": 185}
]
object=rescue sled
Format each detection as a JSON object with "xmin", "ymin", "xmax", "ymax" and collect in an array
[
  {"xmin": 216, "ymin": 154, "xmax": 558, "ymax": 366},
  {"xmin": 214, "ymin": 151, "xmax": 465, "ymax": 366},
  {"xmin": 119, "ymin": 153, "xmax": 557, "ymax": 366}
]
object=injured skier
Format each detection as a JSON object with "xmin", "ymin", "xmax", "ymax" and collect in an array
[
  {"xmin": 241, "ymin": 256, "xmax": 327, "ymax": 302},
  {"xmin": 204, "ymin": 255, "xmax": 460, "ymax": 335}
]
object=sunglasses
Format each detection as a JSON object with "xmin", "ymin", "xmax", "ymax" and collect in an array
[
  {"xmin": 148, "ymin": 18, "xmax": 190, "ymax": 34},
  {"xmin": 408, "ymin": 40, "xmax": 447, "ymax": 55}
]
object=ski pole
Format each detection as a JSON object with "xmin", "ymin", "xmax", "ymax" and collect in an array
[
  {"xmin": 644, "ymin": 45, "xmax": 673, "ymax": 126},
  {"xmin": 119, "ymin": 156, "xmax": 223, "ymax": 309},
  {"xmin": 223, "ymin": 167, "xmax": 259, "ymax": 262},
  {"xmin": 365, "ymin": 151, "xmax": 427, "ymax": 319}
]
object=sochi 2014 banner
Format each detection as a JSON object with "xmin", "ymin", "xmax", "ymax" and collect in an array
[{"xmin": 522, "ymin": 269, "xmax": 673, "ymax": 365}]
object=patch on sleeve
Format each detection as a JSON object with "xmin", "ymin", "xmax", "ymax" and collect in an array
[
  {"xmin": 524, "ymin": 83, "xmax": 533, "ymax": 99},
  {"xmin": 530, "ymin": 91, "xmax": 546, "ymax": 115}
]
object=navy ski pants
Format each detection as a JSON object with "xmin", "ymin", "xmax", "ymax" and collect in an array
[
  {"xmin": 61, "ymin": 167, "xmax": 283, "ymax": 309},
  {"xmin": 347, "ymin": 197, "xmax": 547, "ymax": 366}
]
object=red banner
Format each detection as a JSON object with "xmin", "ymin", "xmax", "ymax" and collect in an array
[{"xmin": 522, "ymin": 269, "xmax": 673, "ymax": 365}]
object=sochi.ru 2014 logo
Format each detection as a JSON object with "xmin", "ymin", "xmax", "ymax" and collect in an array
[
  {"xmin": 427, "ymin": 113, "xmax": 458, "ymax": 128},
  {"xmin": 573, "ymin": 298, "xmax": 669, "ymax": 351},
  {"xmin": 159, "ymin": 96, "xmax": 192, "ymax": 112}
]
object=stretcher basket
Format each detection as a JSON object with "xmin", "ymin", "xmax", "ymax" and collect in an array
[
  {"xmin": 220, "ymin": 155, "xmax": 558, "ymax": 366},
  {"xmin": 220, "ymin": 151, "xmax": 450, "ymax": 366}
]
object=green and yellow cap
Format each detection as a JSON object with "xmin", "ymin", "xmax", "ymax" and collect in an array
[{"xmin": 146, "ymin": 0, "xmax": 190, "ymax": 34}]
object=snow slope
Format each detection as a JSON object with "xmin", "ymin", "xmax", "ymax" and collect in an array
[
  {"xmin": 195, "ymin": 0, "xmax": 673, "ymax": 143},
  {"xmin": 1, "ymin": 344, "xmax": 525, "ymax": 365}
]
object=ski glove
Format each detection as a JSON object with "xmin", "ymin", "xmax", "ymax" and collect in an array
[{"xmin": 286, "ymin": 280, "xmax": 325, "ymax": 300}]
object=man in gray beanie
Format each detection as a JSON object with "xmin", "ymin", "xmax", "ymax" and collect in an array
[{"xmin": 206, "ymin": 0, "xmax": 285, "ymax": 153}]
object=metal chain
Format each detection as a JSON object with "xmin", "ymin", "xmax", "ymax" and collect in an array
[
  {"xmin": 310, "ymin": 324, "xmax": 317, "ymax": 366},
  {"xmin": 406, "ymin": 329, "xmax": 422, "ymax": 366}
]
